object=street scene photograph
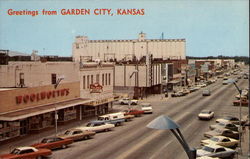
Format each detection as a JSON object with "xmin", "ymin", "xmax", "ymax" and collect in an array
[{"xmin": 0, "ymin": 0, "xmax": 249, "ymax": 159}]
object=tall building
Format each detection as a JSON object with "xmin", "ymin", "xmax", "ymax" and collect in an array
[{"xmin": 72, "ymin": 32, "xmax": 186, "ymax": 62}]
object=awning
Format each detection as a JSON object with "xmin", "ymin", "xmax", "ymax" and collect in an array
[
  {"xmin": 0, "ymin": 98, "xmax": 93, "ymax": 121},
  {"xmin": 84, "ymin": 96, "xmax": 115, "ymax": 106}
]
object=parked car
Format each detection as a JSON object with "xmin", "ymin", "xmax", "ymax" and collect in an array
[
  {"xmin": 196, "ymin": 157, "xmax": 219, "ymax": 159},
  {"xmin": 198, "ymin": 110, "xmax": 214, "ymax": 120},
  {"xmin": 171, "ymin": 91, "xmax": 184, "ymax": 97},
  {"xmin": 141, "ymin": 103, "xmax": 153, "ymax": 114},
  {"xmin": 0, "ymin": 147, "xmax": 52, "ymax": 159},
  {"xmin": 216, "ymin": 116, "xmax": 240, "ymax": 125},
  {"xmin": 222, "ymin": 80, "xmax": 228, "ymax": 85},
  {"xmin": 98, "ymin": 112, "xmax": 126, "ymax": 126},
  {"xmin": 209, "ymin": 122, "xmax": 239, "ymax": 132},
  {"xmin": 196, "ymin": 144, "xmax": 236, "ymax": 158},
  {"xmin": 123, "ymin": 109, "xmax": 144, "ymax": 117},
  {"xmin": 59, "ymin": 128, "xmax": 96, "ymax": 141},
  {"xmin": 201, "ymin": 136, "xmax": 238, "ymax": 148},
  {"xmin": 202, "ymin": 89, "xmax": 211, "ymax": 96},
  {"xmin": 233, "ymin": 99, "xmax": 249, "ymax": 106},
  {"xmin": 77, "ymin": 121, "xmax": 115, "ymax": 132},
  {"xmin": 31, "ymin": 137, "xmax": 73, "ymax": 150},
  {"xmin": 119, "ymin": 98, "xmax": 138, "ymax": 105},
  {"xmin": 123, "ymin": 114, "xmax": 134, "ymax": 122},
  {"xmin": 204, "ymin": 128, "xmax": 239, "ymax": 139}
]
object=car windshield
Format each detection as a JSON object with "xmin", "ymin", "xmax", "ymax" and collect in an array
[
  {"xmin": 64, "ymin": 130, "xmax": 71, "ymax": 135},
  {"xmin": 215, "ymin": 129, "xmax": 222, "ymax": 133},
  {"xmin": 98, "ymin": 117, "xmax": 105, "ymax": 121},
  {"xmin": 11, "ymin": 149, "xmax": 20, "ymax": 155},
  {"xmin": 218, "ymin": 123, "xmax": 225, "ymax": 126},
  {"xmin": 210, "ymin": 137, "xmax": 219, "ymax": 142},
  {"xmin": 86, "ymin": 123, "xmax": 94, "ymax": 127},
  {"xmin": 41, "ymin": 138, "xmax": 52, "ymax": 143},
  {"xmin": 202, "ymin": 146, "xmax": 214, "ymax": 152}
]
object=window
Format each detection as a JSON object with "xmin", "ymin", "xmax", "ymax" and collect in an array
[
  {"xmin": 216, "ymin": 148, "xmax": 225, "ymax": 152},
  {"xmin": 51, "ymin": 74, "xmax": 57, "ymax": 84},
  {"xmin": 108, "ymin": 73, "xmax": 111, "ymax": 85},
  {"xmin": 91, "ymin": 75, "xmax": 93, "ymax": 84},
  {"xmin": 102, "ymin": 74, "xmax": 104, "ymax": 85},
  {"xmin": 87, "ymin": 75, "xmax": 90, "ymax": 88},
  {"xmin": 19, "ymin": 73, "xmax": 24, "ymax": 87},
  {"xmin": 105, "ymin": 73, "xmax": 107, "ymax": 85},
  {"xmin": 83, "ymin": 76, "xmax": 86, "ymax": 89},
  {"xmin": 96, "ymin": 74, "xmax": 100, "ymax": 83}
]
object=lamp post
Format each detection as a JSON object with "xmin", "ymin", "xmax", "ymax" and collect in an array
[
  {"xmin": 147, "ymin": 115, "xmax": 196, "ymax": 159},
  {"xmin": 54, "ymin": 75, "xmax": 65, "ymax": 135},
  {"xmin": 227, "ymin": 78, "xmax": 242, "ymax": 155}
]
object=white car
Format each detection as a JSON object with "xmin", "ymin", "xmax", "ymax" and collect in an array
[
  {"xmin": 141, "ymin": 103, "xmax": 153, "ymax": 114},
  {"xmin": 198, "ymin": 110, "xmax": 214, "ymax": 120},
  {"xmin": 119, "ymin": 98, "xmax": 138, "ymax": 105},
  {"xmin": 76, "ymin": 121, "xmax": 115, "ymax": 133},
  {"xmin": 201, "ymin": 136, "xmax": 238, "ymax": 148},
  {"xmin": 197, "ymin": 144, "xmax": 236, "ymax": 158},
  {"xmin": 196, "ymin": 157, "xmax": 219, "ymax": 159}
]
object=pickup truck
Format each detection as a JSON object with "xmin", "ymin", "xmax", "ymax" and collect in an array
[
  {"xmin": 98, "ymin": 112, "xmax": 126, "ymax": 126},
  {"xmin": 76, "ymin": 121, "xmax": 115, "ymax": 133}
]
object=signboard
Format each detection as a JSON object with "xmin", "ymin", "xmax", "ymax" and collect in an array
[{"xmin": 90, "ymin": 83, "xmax": 103, "ymax": 93}]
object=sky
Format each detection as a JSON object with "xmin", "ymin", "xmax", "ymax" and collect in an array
[{"xmin": 0, "ymin": 0, "xmax": 249, "ymax": 57}]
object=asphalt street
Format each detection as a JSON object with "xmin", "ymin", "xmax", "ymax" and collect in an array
[{"xmin": 0, "ymin": 76, "xmax": 249, "ymax": 159}]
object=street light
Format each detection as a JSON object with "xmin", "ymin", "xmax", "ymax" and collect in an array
[
  {"xmin": 54, "ymin": 75, "xmax": 65, "ymax": 135},
  {"xmin": 147, "ymin": 115, "xmax": 196, "ymax": 159},
  {"xmin": 227, "ymin": 78, "xmax": 243, "ymax": 155}
]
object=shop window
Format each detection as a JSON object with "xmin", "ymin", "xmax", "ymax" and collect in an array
[
  {"xmin": 96, "ymin": 74, "xmax": 100, "ymax": 83},
  {"xmin": 105, "ymin": 73, "xmax": 107, "ymax": 85},
  {"xmin": 87, "ymin": 75, "xmax": 90, "ymax": 88},
  {"xmin": 51, "ymin": 74, "xmax": 57, "ymax": 84},
  {"xmin": 19, "ymin": 73, "xmax": 24, "ymax": 87},
  {"xmin": 108, "ymin": 73, "xmax": 111, "ymax": 85},
  {"xmin": 83, "ymin": 76, "xmax": 86, "ymax": 89}
]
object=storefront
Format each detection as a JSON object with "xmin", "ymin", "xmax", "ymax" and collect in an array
[{"xmin": 0, "ymin": 82, "xmax": 92, "ymax": 142}]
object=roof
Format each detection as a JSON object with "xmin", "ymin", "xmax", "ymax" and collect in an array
[
  {"xmin": 16, "ymin": 147, "xmax": 37, "ymax": 151},
  {"xmin": 0, "ymin": 98, "xmax": 93, "ymax": 121}
]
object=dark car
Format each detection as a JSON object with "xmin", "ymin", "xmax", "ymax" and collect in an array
[
  {"xmin": 204, "ymin": 128, "xmax": 239, "ymax": 140},
  {"xmin": 209, "ymin": 122, "xmax": 239, "ymax": 132},
  {"xmin": 202, "ymin": 89, "xmax": 211, "ymax": 96},
  {"xmin": 31, "ymin": 137, "xmax": 73, "ymax": 150}
]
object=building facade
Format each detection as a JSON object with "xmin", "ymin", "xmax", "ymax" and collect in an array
[{"xmin": 72, "ymin": 33, "xmax": 186, "ymax": 62}]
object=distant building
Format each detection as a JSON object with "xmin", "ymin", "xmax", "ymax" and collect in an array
[{"xmin": 72, "ymin": 32, "xmax": 186, "ymax": 62}]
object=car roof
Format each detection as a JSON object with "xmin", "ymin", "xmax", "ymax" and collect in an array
[
  {"xmin": 141, "ymin": 103, "xmax": 151, "ymax": 106},
  {"xmin": 204, "ymin": 143, "xmax": 225, "ymax": 149},
  {"xmin": 15, "ymin": 147, "xmax": 37, "ymax": 151}
]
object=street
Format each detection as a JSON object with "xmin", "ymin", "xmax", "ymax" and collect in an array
[{"xmin": 0, "ymin": 77, "xmax": 249, "ymax": 159}]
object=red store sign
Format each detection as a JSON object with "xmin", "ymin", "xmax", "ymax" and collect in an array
[
  {"xmin": 90, "ymin": 83, "xmax": 103, "ymax": 93},
  {"xmin": 16, "ymin": 88, "xmax": 70, "ymax": 104}
]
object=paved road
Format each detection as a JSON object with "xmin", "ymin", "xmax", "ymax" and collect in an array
[
  {"xmin": 0, "ymin": 75, "xmax": 248, "ymax": 159},
  {"xmin": 50, "ymin": 77, "xmax": 248, "ymax": 159}
]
